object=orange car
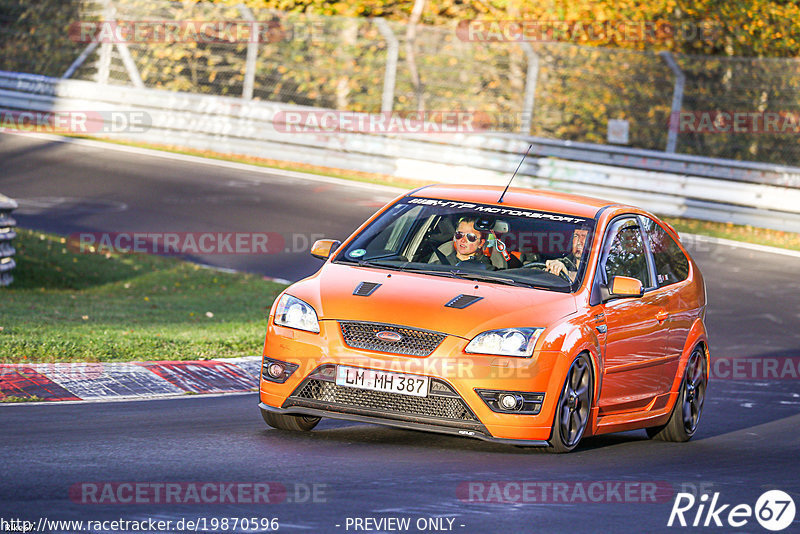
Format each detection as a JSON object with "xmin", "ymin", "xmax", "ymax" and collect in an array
[{"xmin": 258, "ymin": 185, "xmax": 709, "ymax": 452}]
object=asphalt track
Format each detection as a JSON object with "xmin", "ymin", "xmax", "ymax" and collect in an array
[{"xmin": 2, "ymin": 133, "xmax": 800, "ymax": 533}]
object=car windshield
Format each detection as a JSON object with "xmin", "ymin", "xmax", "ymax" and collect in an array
[{"xmin": 334, "ymin": 196, "xmax": 596, "ymax": 292}]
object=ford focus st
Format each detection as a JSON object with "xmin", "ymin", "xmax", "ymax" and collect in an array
[{"xmin": 258, "ymin": 185, "xmax": 709, "ymax": 452}]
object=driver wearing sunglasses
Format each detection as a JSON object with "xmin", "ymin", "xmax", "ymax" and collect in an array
[
  {"xmin": 453, "ymin": 219, "xmax": 485, "ymax": 261},
  {"xmin": 428, "ymin": 216, "xmax": 492, "ymax": 267}
]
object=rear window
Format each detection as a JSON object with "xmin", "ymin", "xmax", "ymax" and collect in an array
[{"xmin": 641, "ymin": 217, "xmax": 690, "ymax": 287}]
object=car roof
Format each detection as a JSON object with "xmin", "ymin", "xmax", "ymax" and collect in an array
[{"xmin": 410, "ymin": 184, "xmax": 622, "ymax": 219}]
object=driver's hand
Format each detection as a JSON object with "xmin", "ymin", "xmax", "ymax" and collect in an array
[{"xmin": 545, "ymin": 259, "xmax": 566, "ymax": 276}]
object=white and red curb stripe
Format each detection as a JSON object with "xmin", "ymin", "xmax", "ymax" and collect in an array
[{"xmin": 0, "ymin": 356, "xmax": 262, "ymax": 402}]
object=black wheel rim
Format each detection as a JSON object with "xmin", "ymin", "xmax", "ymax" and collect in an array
[
  {"xmin": 682, "ymin": 349, "xmax": 706, "ymax": 435},
  {"xmin": 558, "ymin": 358, "xmax": 591, "ymax": 447}
]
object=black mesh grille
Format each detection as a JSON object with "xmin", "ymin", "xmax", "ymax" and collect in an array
[
  {"xmin": 290, "ymin": 379, "xmax": 478, "ymax": 422},
  {"xmin": 339, "ymin": 321, "xmax": 446, "ymax": 356}
]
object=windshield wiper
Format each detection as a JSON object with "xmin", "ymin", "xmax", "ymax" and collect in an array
[
  {"xmin": 354, "ymin": 261, "xmax": 466, "ymax": 280},
  {"xmin": 453, "ymin": 272, "xmax": 561, "ymax": 290},
  {"xmin": 449, "ymin": 271, "xmax": 529, "ymax": 287},
  {"xmin": 355, "ymin": 259, "xmax": 409, "ymax": 271},
  {"xmin": 399, "ymin": 267, "xmax": 460, "ymax": 279},
  {"xmin": 349, "ymin": 261, "xmax": 547, "ymax": 289}
]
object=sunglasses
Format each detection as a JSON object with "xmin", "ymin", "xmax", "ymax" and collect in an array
[{"xmin": 454, "ymin": 231, "xmax": 479, "ymax": 243}]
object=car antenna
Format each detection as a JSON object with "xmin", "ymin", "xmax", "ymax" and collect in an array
[{"xmin": 498, "ymin": 143, "xmax": 532, "ymax": 204}]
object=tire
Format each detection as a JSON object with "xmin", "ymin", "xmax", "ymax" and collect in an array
[
  {"xmin": 546, "ymin": 354, "xmax": 593, "ymax": 453},
  {"xmin": 647, "ymin": 346, "xmax": 707, "ymax": 442},
  {"xmin": 261, "ymin": 409, "xmax": 321, "ymax": 432}
]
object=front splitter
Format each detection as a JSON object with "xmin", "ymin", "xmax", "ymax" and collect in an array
[{"xmin": 259, "ymin": 402, "xmax": 550, "ymax": 447}]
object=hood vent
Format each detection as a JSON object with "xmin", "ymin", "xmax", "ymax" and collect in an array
[
  {"xmin": 445, "ymin": 294, "xmax": 483, "ymax": 309},
  {"xmin": 353, "ymin": 281, "xmax": 382, "ymax": 296}
]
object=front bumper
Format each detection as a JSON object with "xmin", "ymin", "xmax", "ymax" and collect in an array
[
  {"xmin": 259, "ymin": 320, "xmax": 571, "ymax": 443},
  {"xmin": 258, "ymin": 403, "xmax": 549, "ymax": 447}
]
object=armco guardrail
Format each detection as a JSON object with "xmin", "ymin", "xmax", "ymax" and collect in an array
[
  {"xmin": 2, "ymin": 70, "xmax": 800, "ymax": 233},
  {"xmin": 0, "ymin": 193, "xmax": 18, "ymax": 287}
]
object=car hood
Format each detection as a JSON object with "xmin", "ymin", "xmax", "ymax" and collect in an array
[{"xmin": 285, "ymin": 263, "xmax": 577, "ymax": 340}]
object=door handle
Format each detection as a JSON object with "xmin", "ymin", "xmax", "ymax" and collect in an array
[{"xmin": 655, "ymin": 309, "xmax": 669, "ymax": 322}]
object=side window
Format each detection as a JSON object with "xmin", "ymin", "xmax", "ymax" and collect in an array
[
  {"xmin": 604, "ymin": 220, "xmax": 650, "ymax": 288},
  {"xmin": 641, "ymin": 217, "xmax": 689, "ymax": 286}
]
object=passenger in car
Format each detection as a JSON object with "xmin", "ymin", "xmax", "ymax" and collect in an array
[{"xmin": 428, "ymin": 217, "xmax": 493, "ymax": 268}]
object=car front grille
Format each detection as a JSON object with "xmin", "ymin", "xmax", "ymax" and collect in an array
[
  {"xmin": 287, "ymin": 378, "xmax": 479, "ymax": 424},
  {"xmin": 338, "ymin": 321, "xmax": 446, "ymax": 357}
]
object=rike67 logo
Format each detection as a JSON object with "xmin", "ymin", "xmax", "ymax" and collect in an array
[{"xmin": 668, "ymin": 490, "xmax": 796, "ymax": 531}]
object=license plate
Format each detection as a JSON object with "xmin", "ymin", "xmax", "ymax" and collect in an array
[{"xmin": 335, "ymin": 366, "xmax": 429, "ymax": 398}]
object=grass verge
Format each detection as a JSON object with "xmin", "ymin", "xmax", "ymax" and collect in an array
[
  {"xmin": 0, "ymin": 228, "xmax": 286, "ymax": 363},
  {"xmin": 1, "ymin": 395, "xmax": 45, "ymax": 403},
  {"xmin": 662, "ymin": 217, "xmax": 800, "ymax": 252}
]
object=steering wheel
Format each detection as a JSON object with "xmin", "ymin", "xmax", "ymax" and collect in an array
[{"xmin": 523, "ymin": 261, "xmax": 572, "ymax": 282}]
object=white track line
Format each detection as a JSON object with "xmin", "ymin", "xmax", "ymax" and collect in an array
[
  {"xmin": 681, "ymin": 233, "xmax": 800, "ymax": 259},
  {"xmin": 6, "ymin": 131, "xmax": 799, "ymax": 260},
  {"xmin": 2, "ymin": 131, "xmax": 406, "ymax": 194}
]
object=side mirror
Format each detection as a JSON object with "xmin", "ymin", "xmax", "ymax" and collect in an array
[
  {"xmin": 310, "ymin": 239, "xmax": 341, "ymax": 260},
  {"xmin": 601, "ymin": 276, "xmax": 644, "ymax": 302}
]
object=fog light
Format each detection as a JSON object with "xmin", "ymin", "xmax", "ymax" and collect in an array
[
  {"xmin": 267, "ymin": 362, "xmax": 285, "ymax": 379},
  {"xmin": 476, "ymin": 389, "xmax": 545, "ymax": 415},
  {"xmin": 262, "ymin": 357, "xmax": 299, "ymax": 384},
  {"xmin": 499, "ymin": 393, "xmax": 522, "ymax": 410}
]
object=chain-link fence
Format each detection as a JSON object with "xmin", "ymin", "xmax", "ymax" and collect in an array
[
  {"xmin": 3, "ymin": 0, "xmax": 800, "ymax": 166},
  {"xmin": 677, "ymin": 54, "xmax": 800, "ymax": 163},
  {"xmin": 0, "ymin": 0, "xmax": 89, "ymax": 77}
]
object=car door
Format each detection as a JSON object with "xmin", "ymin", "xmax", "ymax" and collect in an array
[
  {"xmin": 594, "ymin": 217, "xmax": 669, "ymax": 414},
  {"xmin": 638, "ymin": 215, "xmax": 694, "ymax": 385}
]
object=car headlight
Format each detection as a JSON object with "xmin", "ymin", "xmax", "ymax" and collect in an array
[
  {"xmin": 274, "ymin": 294, "xmax": 320, "ymax": 333},
  {"xmin": 464, "ymin": 327, "xmax": 544, "ymax": 357}
]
